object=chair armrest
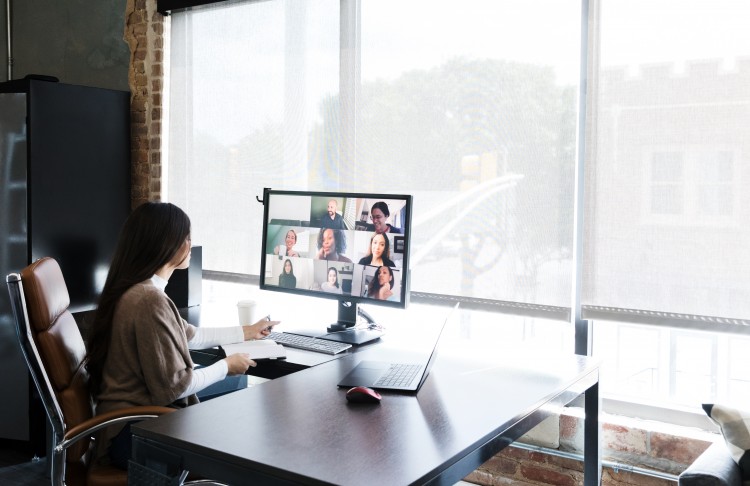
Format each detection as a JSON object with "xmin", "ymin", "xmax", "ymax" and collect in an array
[
  {"xmin": 679, "ymin": 442, "xmax": 742, "ymax": 486},
  {"xmin": 59, "ymin": 406, "xmax": 175, "ymax": 452}
]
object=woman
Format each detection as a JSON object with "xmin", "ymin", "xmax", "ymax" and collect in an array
[
  {"xmin": 278, "ymin": 258, "xmax": 297, "ymax": 289},
  {"xmin": 321, "ymin": 267, "xmax": 343, "ymax": 294},
  {"xmin": 366, "ymin": 265, "xmax": 398, "ymax": 301},
  {"xmin": 273, "ymin": 229, "xmax": 299, "ymax": 257},
  {"xmin": 369, "ymin": 201, "xmax": 402, "ymax": 234},
  {"xmin": 86, "ymin": 202, "xmax": 279, "ymax": 470},
  {"xmin": 316, "ymin": 228, "xmax": 352, "ymax": 262},
  {"xmin": 358, "ymin": 233, "xmax": 395, "ymax": 267}
]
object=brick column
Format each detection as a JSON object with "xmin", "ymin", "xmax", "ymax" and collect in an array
[{"xmin": 125, "ymin": 0, "xmax": 165, "ymax": 207}]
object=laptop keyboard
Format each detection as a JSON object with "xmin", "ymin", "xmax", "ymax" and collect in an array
[
  {"xmin": 374, "ymin": 363, "xmax": 422, "ymax": 387},
  {"xmin": 266, "ymin": 332, "xmax": 352, "ymax": 355}
]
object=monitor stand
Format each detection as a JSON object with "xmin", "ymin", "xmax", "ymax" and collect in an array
[{"xmin": 319, "ymin": 301, "xmax": 383, "ymax": 346}]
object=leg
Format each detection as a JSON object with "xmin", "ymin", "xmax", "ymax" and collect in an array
[{"xmin": 584, "ymin": 380, "xmax": 601, "ymax": 486}]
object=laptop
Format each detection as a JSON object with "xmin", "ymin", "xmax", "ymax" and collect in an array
[{"xmin": 337, "ymin": 303, "xmax": 459, "ymax": 392}]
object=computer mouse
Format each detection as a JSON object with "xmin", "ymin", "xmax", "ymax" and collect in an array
[{"xmin": 345, "ymin": 386, "xmax": 382, "ymax": 404}]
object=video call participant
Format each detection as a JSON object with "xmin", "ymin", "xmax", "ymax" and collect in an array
[
  {"xmin": 316, "ymin": 228, "xmax": 352, "ymax": 262},
  {"xmin": 358, "ymin": 233, "xmax": 395, "ymax": 267},
  {"xmin": 321, "ymin": 267, "xmax": 343, "ymax": 294},
  {"xmin": 278, "ymin": 259, "xmax": 297, "ymax": 288},
  {"xmin": 367, "ymin": 201, "xmax": 402, "ymax": 234},
  {"xmin": 86, "ymin": 202, "xmax": 280, "ymax": 470},
  {"xmin": 365, "ymin": 265, "xmax": 398, "ymax": 301},
  {"xmin": 320, "ymin": 199, "xmax": 346, "ymax": 229},
  {"xmin": 273, "ymin": 229, "xmax": 299, "ymax": 257}
]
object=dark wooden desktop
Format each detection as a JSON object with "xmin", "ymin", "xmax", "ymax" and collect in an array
[{"xmin": 130, "ymin": 315, "xmax": 601, "ymax": 486}]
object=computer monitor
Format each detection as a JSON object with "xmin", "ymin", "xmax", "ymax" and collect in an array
[{"xmin": 259, "ymin": 188, "xmax": 412, "ymax": 345}]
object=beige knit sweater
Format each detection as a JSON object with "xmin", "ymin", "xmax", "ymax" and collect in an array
[{"xmin": 94, "ymin": 279, "xmax": 199, "ymax": 461}]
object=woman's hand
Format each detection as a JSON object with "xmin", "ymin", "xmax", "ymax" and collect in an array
[
  {"xmin": 378, "ymin": 286, "xmax": 392, "ymax": 301},
  {"xmin": 225, "ymin": 353, "xmax": 255, "ymax": 375},
  {"xmin": 242, "ymin": 318, "xmax": 281, "ymax": 341}
]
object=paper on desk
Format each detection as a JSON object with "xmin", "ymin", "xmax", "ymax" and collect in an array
[{"xmin": 221, "ymin": 340, "xmax": 286, "ymax": 360}]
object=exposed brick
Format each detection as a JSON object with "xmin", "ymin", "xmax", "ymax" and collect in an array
[
  {"xmin": 464, "ymin": 469, "xmax": 493, "ymax": 485},
  {"xmin": 603, "ymin": 468, "xmax": 673, "ymax": 486},
  {"xmin": 132, "ymin": 97, "xmax": 147, "ymax": 112},
  {"xmin": 133, "ymin": 139, "xmax": 149, "ymax": 151},
  {"xmin": 132, "ymin": 171, "xmax": 147, "ymax": 186},
  {"xmin": 133, "ymin": 124, "xmax": 148, "ymax": 137},
  {"xmin": 520, "ymin": 464, "xmax": 577, "ymax": 486},
  {"xmin": 133, "ymin": 23, "xmax": 147, "ymax": 37},
  {"xmin": 545, "ymin": 453, "xmax": 584, "ymax": 473},
  {"xmin": 131, "ymin": 111, "xmax": 146, "ymax": 124},
  {"xmin": 482, "ymin": 455, "xmax": 518, "ymax": 475},
  {"xmin": 559, "ymin": 414, "xmax": 583, "ymax": 452},
  {"xmin": 604, "ymin": 422, "xmax": 648, "ymax": 454},
  {"xmin": 500, "ymin": 447, "xmax": 547, "ymax": 463},
  {"xmin": 650, "ymin": 432, "xmax": 712, "ymax": 464},
  {"xmin": 127, "ymin": 0, "xmax": 164, "ymax": 206}
]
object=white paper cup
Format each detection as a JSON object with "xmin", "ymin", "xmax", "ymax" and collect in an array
[{"xmin": 237, "ymin": 300, "xmax": 257, "ymax": 325}]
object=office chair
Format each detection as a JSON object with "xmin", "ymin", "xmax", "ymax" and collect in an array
[{"xmin": 5, "ymin": 257, "xmax": 177, "ymax": 486}]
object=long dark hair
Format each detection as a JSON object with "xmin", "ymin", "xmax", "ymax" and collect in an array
[
  {"xmin": 283, "ymin": 259, "xmax": 294, "ymax": 275},
  {"xmin": 317, "ymin": 228, "xmax": 347, "ymax": 254},
  {"xmin": 327, "ymin": 267, "xmax": 339, "ymax": 288},
  {"xmin": 367, "ymin": 265, "xmax": 394, "ymax": 297},
  {"xmin": 367, "ymin": 233, "xmax": 391, "ymax": 260},
  {"xmin": 87, "ymin": 202, "xmax": 191, "ymax": 396}
]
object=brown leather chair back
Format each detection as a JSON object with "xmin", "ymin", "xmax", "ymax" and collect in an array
[
  {"xmin": 20, "ymin": 258, "xmax": 94, "ymax": 466},
  {"xmin": 9, "ymin": 257, "xmax": 186, "ymax": 486}
]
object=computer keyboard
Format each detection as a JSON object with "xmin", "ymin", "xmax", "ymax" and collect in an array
[
  {"xmin": 373, "ymin": 363, "xmax": 422, "ymax": 387},
  {"xmin": 266, "ymin": 332, "xmax": 352, "ymax": 355}
]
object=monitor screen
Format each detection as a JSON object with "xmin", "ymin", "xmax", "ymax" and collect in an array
[{"xmin": 259, "ymin": 189, "xmax": 412, "ymax": 343}]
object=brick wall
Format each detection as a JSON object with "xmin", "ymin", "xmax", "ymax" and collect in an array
[
  {"xmin": 464, "ymin": 410, "xmax": 716, "ymax": 485},
  {"xmin": 125, "ymin": 0, "xmax": 164, "ymax": 207}
]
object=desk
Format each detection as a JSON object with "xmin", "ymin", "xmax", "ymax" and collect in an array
[{"xmin": 131, "ymin": 333, "xmax": 601, "ymax": 485}]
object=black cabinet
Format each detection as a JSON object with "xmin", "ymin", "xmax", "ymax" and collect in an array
[{"xmin": 0, "ymin": 78, "xmax": 130, "ymax": 442}]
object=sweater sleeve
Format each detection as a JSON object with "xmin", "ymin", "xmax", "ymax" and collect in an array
[
  {"xmin": 177, "ymin": 360, "xmax": 228, "ymax": 399},
  {"xmin": 188, "ymin": 326, "xmax": 244, "ymax": 349}
]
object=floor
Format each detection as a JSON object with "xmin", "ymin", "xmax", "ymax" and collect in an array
[
  {"xmin": 0, "ymin": 438, "xmax": 479, "ymax": 486},
  {"xmin": 0, "ymin": 440, "xmax": 49, "ymax": 485}
]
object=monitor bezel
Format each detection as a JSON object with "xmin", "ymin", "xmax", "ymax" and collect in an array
[{"xmin": 259, "ymin": 188, "xmax": 412, "ymax": 312}]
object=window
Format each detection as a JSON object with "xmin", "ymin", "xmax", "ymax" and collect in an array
[
  {"xmin": 167, "ymin": 0, "xmax": 581, "ymax": 310},
  {"xmin": 645, "ymin": 148, "xmax": 738, "ymax": 223},
  {"xmin": 584, "ymin": 0, "xmax": 750, "ymax": 416},
  {"xmin": 648, "ymin": 150, "xmax": 684, "ymax": 216},
  {"xmin": 165, "ymin": 0, "xmax": 750, "ymax": 420},
  {"xmin": 595, "ymin": 322, "xmax": 750, "ymax": 411}
]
